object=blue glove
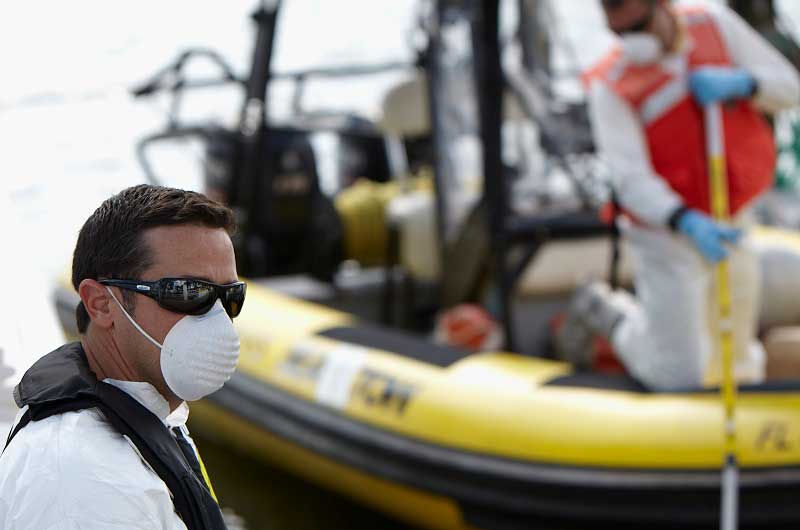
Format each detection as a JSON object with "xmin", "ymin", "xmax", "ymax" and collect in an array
[
  {"xmin": 676, "ymin": 210, "xmax": 742, "ymax": 263},
  {"xmin": 689, "ymin": 66, "xmax": 756, "ymax": 106}
]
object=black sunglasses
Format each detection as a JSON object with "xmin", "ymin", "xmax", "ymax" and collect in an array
[
  {"xmin": 100, "ymin": 278, "xmax": 246, "ymax": 318},
  {"xmin": 604, "ymin": 1, "xmax": 656, "ymax": 35}
]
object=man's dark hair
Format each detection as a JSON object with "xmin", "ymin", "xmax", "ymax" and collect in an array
[{"xmin": 72, "ymin": 184, "xmax": 236, "ymax": 333}]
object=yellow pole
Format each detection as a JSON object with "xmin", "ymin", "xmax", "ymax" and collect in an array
[{"xmin": 704, "ymin": 102, "xmax": 738, "ymax": 530}]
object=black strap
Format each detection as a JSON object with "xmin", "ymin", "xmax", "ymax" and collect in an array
[
  {"xmin": 608, "ymin": 187, "xmax": 622, "ymax": 290},
  {"xmin": 172, "ymin": 427, "xmax": 210, "ymax": 494},
  {"xmin": 93, "ymin": 383, "xmax": 227, "ymax": 530},
  {"xmin": 3, "ymin": 410, "xmax": 31, "ymax": 455},
  {"xmin": 4, "ymin": 397, "xmax": 98, "ymax": 454}
]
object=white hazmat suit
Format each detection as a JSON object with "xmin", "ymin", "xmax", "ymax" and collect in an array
[
  {"xmin": 0, "ymin": 379, "xmax": 195, "ymax": 530},
  {"xmin": 587, "ymin": 3, "xmax": 800, "ymax": 390}
]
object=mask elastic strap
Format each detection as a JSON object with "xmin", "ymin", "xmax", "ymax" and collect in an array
[{"xmin": 106, "ymin": 287, "xmax": 163, "ymax": 350}]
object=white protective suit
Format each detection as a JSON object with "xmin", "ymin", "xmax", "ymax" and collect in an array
[
  {"xmin": 588, "ymin": 2, "xmax": 800, "ymax": 390},
  {"xmin": 0, "ymin": 379, "xmax": 196, "ymax": 530}
]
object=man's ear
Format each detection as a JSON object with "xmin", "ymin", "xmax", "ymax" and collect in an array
[{"xmin": 78, "ymin": 279, "xmax": 115, "ymax": 330}]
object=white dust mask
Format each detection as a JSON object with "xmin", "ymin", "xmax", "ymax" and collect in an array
[
  {"xmin": 107, "ymin": 287, "xmax": 240, "ymax": 401},
  {"xmin": 620, "ymin": 32, "xmax": 663, "ymax": 65}
]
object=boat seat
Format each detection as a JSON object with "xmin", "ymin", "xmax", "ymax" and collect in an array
[
  {"xmin": 545, "ymin": 372, "xmax": 800, "ymax": 394},
  {"xmin": 317, "ymin": 324, "xmax": 471, "ymax": 368},
  {"xmin": 544, "ymin": 372, "xmax": 649, "ymax": 393},
  {"xmin": 378, "ymin": 71, "xmax": 526, "ymax": 137}
]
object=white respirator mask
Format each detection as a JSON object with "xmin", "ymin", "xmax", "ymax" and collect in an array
[
  {"xmin": 107, "ymin": 287, "xmax": 240, "ymax": 401},
  {"xmin": 620, "ymin": 32, "xmax": 663, "ymax": 65}
]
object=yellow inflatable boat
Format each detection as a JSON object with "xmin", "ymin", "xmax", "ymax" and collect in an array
[{"xmin": 53, "ymin": 228, "xmax": 800, "ymax": 530}]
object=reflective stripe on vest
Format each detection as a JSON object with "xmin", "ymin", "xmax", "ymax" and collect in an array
[
  {"xmin": 635, "ymin": 7, "xmax": 729, "ymax": 124},
  {"xmin": 640, "ymin": 69, "xmax": 688, "ymax": 125}
]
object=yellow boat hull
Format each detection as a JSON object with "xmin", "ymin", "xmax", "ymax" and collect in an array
[{"xmin": 53, "ymin": 226, "xmax": 800, "ymax": 528}]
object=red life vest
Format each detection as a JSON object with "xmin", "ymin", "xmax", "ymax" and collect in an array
[{"xmin": 585, "ymin": 5, "xmax": 775, "ymax": 217}]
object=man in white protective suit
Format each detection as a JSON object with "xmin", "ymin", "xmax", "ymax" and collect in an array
[
  {"xmin": 556, "ymin": 0, "xmax": 800, "ymax": 390},
  {"xmin": 0, "ymin": 185, "xmax": 246, "ymax": 529}
]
